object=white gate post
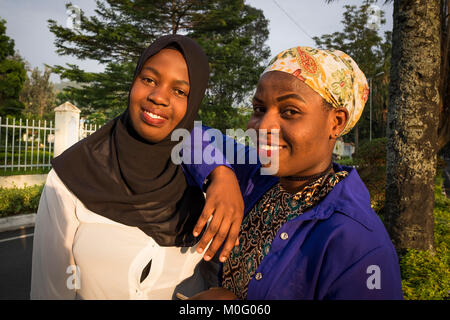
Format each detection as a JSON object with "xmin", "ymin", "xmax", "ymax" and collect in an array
[{"xmin": 54, "ymin": 101, "xmax": 81, "ymax": 157}]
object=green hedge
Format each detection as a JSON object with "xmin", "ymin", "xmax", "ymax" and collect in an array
[
  {"xmin": 0, "ymin": 184, "xmax": 44, "ymax": 217},
  {"xmin": 400, "ymin": 173, "xmax": 450, "ymax": 300},
  {"xmin": 352, "ymin": 138, "xmax": 387, "ymax": 214}
]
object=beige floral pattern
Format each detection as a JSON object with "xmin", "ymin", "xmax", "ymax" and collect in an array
[{"xmin": 263, "ymin": 46, "xmax": 369, "ymax": 136}]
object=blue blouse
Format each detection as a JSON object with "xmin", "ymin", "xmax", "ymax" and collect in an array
[{"xmin": 181, "ymin": 126, "xmax": 403, "ymax": 300}]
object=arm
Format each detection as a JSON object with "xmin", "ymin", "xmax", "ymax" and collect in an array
[
  {"xmin": 181, "ymin": 125, "xmax": 260, "ymax": 191},
  {"xmin": 192, "ymin": 165, "xmax": 244, "ymax": 263},
  {"xmin": 181, "ymin": 125, "xmax": 256, "ymax": 262},
  {"xmin": 30, "ymin": 170, "xmax": 80, "ymax": 300}
]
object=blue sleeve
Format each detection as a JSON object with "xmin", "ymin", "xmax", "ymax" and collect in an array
[
  {"xmin": 180, "ymin": 125, "xmax": 260, "ymax": 191},
  {"xmin": 179, "ymin": 125, "xmax": 230, "ymax": 190},
  {"xmin": 324, "ymin": 245, "xmax": 404, "ymax": 300}
]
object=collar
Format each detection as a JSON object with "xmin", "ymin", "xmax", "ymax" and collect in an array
[{"xmin": 296, "ymin": 163, "xmax": 376, "ymax": 231}]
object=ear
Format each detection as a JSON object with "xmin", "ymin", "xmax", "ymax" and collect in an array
[{"xmin": 329, "ymin": 107, "xmax": 349, "ymax": 139}]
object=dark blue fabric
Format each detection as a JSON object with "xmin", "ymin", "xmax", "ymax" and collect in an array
[{"xmin": 182, "ymin": 126, "xmax": 403, "ymax": 300}]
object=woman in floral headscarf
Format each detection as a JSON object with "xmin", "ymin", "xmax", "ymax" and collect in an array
[{"xmin": 188, "ymin": 46, "xmax": 403, "ymax": 300}]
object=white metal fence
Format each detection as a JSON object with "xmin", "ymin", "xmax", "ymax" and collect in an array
[
  {"xmin": 0, "ymin": 117, "xmax": 55, "ymax": 172},
  {"xmin": 0, "ymin": 102, "xmax": 100, "ymax": 172},
  {"xmin": 79, "ymin": 121, "xmax": 99, "ymax": 140}
]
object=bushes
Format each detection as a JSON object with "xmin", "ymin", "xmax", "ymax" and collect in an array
[
  {"xmin": 334, "ymin": 156, "xmax": 354, "ymax": 166},
  {"xmin": 399, "ymin": 173, "xmax": 450, "ymax": 300},
  {"xmin": 353, "ymin": 137, "xmax": 387, "ymax": 168},
  {"xmin": 400, "ymin": 244, "xmax": 450, "ymax": 300},
  {"xmin": 0, "ymin": 184, "xmax": 43, "ymax": 217},
  {"xmin": 353, "ymin": 138, "xmax": 387, "ymax": 214}
]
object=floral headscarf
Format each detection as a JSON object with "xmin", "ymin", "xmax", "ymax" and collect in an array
[{"xmin": 262, "ymin": 46, "xmax": 369, "ymax": 136}]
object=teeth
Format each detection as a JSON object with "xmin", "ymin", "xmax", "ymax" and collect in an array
[
  {"xmin": 260, "ymin": 144, "xmax": 283, "ymax": 151},
  {"xmin": 144, "ymin": 110, "xmax": 164, "ymax": 119}
]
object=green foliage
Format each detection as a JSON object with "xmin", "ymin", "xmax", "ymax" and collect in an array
[
  {"xmin": 0, "ymin": 184, "xmax": 43, "ymax": 217},
  {"xmin": 0, "ymin": 19, "xmax": 15, "ymax": 61},
  {"xmin": 353, "ymin": 138, "xmax": 387, "ymax": 213},
  {"xmin": 433, "ymin": 173, "xmax": 450, "ymax": 250},
  {"xmin": 0, "ymin": 18, "xmax": 26, "ymax": 116},
  {"xmin": 400, "ymin": 244, "xmax": 450, "ymax": 300},
  {"xmin": 399, "ymin": 175, "xmax": 450, "ymax": 300},
  {"xmin": 334, "ymin": 156, "xmax": 354, "ymax": 166},
  {"xmin": 353, "ymin": 137, "xmax": 387, "ymax": 167},
  {"xmin": 19, "ymin": 66, "xmax": 56, "ymax": 119},
  {"xmin": 53, "ymin": 61, "xmax": 135, "ymax": 120},
  {"xmin": 48, "ymin": 0, "xmax": 270, "ymax": 130}
]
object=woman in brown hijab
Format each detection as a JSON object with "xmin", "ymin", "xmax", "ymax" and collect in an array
[{"xmin": 31, "ymin": 35, "xmax": 243, "ymax": 299}]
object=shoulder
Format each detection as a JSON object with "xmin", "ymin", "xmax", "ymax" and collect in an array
[
  {"xmin": 320, "ymin": 210, "xmax": 394, "ymax": 257},
  {"xmin": 304, "ymin": 164, "xmax": 397, "ymax": 266},
  {"xmin": 43, "ymin": 169, "xmax": 78, "ymax": 206}
]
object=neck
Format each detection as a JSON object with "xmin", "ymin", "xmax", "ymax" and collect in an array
[{"xmin": 280, "ymin": 161, "xmax": 334, "ymax": 194}]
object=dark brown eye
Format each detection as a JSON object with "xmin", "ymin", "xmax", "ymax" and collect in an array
[
  {"xmin": 284, "ymin": 110, "xmax": 297, "ymax": 116},
  {"xmin": 253, "ymin": 106, "xmax": 265, "ymax": 114},
  {"xmin": 281, "ymin": 108, "xmax": 301, "ymax": 118},
  {"xmin": 174, "ymin": 88, "xmax": 187, "ymax": 97},
  {"xmin": 142, "ymin": 77, "xmax": 155, "ymax": 85}
]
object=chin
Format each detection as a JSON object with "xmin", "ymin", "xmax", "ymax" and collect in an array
[
  {"xmin": 135, "ymin": 126, "xmax": 164, "ymax": 143},
  {"xmin": 259, "ymin": 162, "xmax": 283, "ymax": 176}
]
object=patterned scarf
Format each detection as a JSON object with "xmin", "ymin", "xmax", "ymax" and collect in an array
[{"xmin": 262, "ymin": 46, "xmax": 369, "ymax": 136}]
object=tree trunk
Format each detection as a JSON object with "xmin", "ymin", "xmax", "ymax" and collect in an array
[{"xmin": 385, "ymin": 0, "xmax": 441, "ymax": 251}]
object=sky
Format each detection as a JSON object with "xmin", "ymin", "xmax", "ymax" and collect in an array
[{"xmin": 0, "ymin": 0, "xmax": 393, "ymax": 83}]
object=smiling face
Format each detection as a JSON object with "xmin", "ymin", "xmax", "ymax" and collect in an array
[
  {"xmin": 129, "ymin": 48, "xmax": 190, "ymax": 143},
  {"xmin": 247, "ymin": 71, "xmax": 348, "ymax": 179}
]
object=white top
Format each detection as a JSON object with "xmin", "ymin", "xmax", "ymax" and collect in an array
[{"xmin": 30, "ymin": 169, "xmax": 216, "ymax": 300}]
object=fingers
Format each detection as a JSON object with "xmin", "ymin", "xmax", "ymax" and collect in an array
[
  {"xmin": 193, "ymin": 203, "xmax": 214, "ymax": 238},
  {"xmin": 195, "ymin": 210, "xmax": 224, "ymax": 258},
  {"xmin": 217, "ymin": 221, "xmax": 240, "ymax": 262},
  {"xmin": 202, "ymin": 215, "xmax": 231, "ymax": 262}
]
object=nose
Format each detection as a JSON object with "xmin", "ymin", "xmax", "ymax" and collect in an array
[
  {"xmin": 147, "ymin": 86, "xmax": 169, "ymax": 106},
  {"xmin": 255, "ymin": 109, "xmax": 281, "ymax": 139}
]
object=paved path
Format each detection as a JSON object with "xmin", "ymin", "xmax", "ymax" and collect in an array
[{"xmin": 0, "ymin": 227, "xmax": 34, "ymax": 300}]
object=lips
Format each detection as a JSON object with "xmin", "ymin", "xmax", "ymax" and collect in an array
[
  {"xmin": 140, "ymin": 106, "xmax": 168, "ymax": 127},
  {"xmin": 257, "ymin": 141, "xmax": 286, "ymax": 158}
]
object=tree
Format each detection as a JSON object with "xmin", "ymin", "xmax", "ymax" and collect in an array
[
  {"xmin": 385, "ymin": 0, "xmax": 441, "ymax": 252},
  {"xmin": 324, "ymin": 0, "xmax": 445, "ymax": 253},
  {"xmin": 0, "ymin": 18, "xmax": 26, "ymax": 116},
  {"xmin": 48, "ymin": 0, "xmax": 270, "ymax": 130},
  {"xmin": 314, "ymin": 0, "xmax": 392, "ymax": 148},
  {"xmin": 19, "ymin": 66, "xmax": 56, "ymax": 119}
]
